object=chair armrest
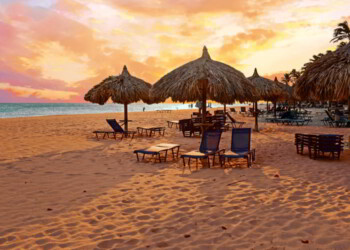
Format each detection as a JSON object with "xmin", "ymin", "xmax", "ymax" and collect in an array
[{"xmin": 216, "ymin": 149, "xmax": 225, "ymax": 156}]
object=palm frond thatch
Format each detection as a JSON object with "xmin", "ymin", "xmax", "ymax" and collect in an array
[
  {"xmin": 247, "ymin": 68, "xmax": 284, "ymax": 101},
  {"xmin": 273, "ymin": 77, "xmax": 295, "ymax": 101},
  {"xmin": 151, "ymin": 46, "xmax": 259, "ymax": 104},
  {"xmin": 84, "ymin": 65, "xmax": 152, "ymax": 105},
  {"xmin": 295, "ymin": 43, "xmax": 350, "ymax": 101}
]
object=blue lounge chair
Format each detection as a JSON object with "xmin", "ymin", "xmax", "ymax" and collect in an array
[
  {"xmin": 219, "ymin": 128, "xmax": 255, "ymax": 168},
  {"xmin": 93, "ymin": 119, "xmax": 136, "ymax": 140},
  {"xmin": 181, "ymin": 129, "xmax": 223, "ymax": 172}
]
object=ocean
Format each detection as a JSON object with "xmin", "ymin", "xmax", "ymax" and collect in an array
[{"xmin": 0, "ymin": 103, "xmax": 242, "ymax": 118}]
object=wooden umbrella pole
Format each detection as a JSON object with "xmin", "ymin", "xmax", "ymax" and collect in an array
[
  {"xmin": 273, "ymin": 101, "xmax": 277, "ymax": 118},
  {"xmin": 266, "ymin": 101, "xmax": 269, "ymax": 111},
  {"xmin": 224, "ymin": 104, "xmax": 226, "ymax": 114},
  {"xmin": 254, "ymin": 101, "xmax": 259, "ymax": 132},
  {"xmin": 348, "ymin": 94, "xmax": 350, "ymax": 119},
  {"xmin": 202, "ymin": 80, "xmax": 208, "ymax": 125},
  {"xmin": 124, "ymin": 103, "xmax": 128, "ymax": 133}
]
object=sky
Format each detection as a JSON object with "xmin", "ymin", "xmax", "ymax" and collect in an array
[{"xmin": 0, "ymin": 0, "xmax": 349, "ymax": 103}]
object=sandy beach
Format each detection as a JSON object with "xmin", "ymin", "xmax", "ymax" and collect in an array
[{"xmin": 0, "ymin": 109, "xmax": 350, "ymax": 249}]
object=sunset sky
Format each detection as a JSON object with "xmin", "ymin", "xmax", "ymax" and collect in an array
[{"xmin": 0, "ymin": 0, "xmax": 349, "ymax": 102}]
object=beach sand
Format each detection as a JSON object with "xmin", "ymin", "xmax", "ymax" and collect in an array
[{"xmin": 0, "ymin": 109, "xmax": 349, "ymax": 249}]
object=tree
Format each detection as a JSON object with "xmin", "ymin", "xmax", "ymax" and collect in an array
[
  {"xmin": 281, "ymin": 73, "xmax": 291, "ymax": 85},
  {"xmin": 330, "ymin": 21, "xmax": 350, "ymax": 44}
]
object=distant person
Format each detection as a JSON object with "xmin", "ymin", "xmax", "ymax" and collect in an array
[{"xmin": 143, "ymin": 107, "xmax": 145, "ymax": 112}]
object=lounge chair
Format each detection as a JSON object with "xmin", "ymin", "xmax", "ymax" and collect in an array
[
  {"xmin": 137, "ymin": 126, "xmax": 166, "ymax": 137},
  {"xmin": 325, "ymin": 110, "xmax": 350, "ymax": 127},
  {"xmin": 93, "ymin": 119, "xmax": 136, "ymax": 140},
  {"xmin": 134, "ymin": 143, "xmax": 180, "ymax": 163},
  {"xmin": 324, "ymin": 110, "xmax": 336, "ymax": 127},
  {"xmin": 181, "ymin": 129, "xmax": 223, "ymax": 172},
  {"xmin": 274, "ymin": 111, "xmax": 311, "ymax": 126},
  {"xmin": 211, "ymin": 115, "xmax": 230, "ymax": 132},
  {"xmin": 309, "ymin": 134, "xmax": 344, "ymax": 160},
  {"xmin": 219, "ymin": 128, "xmax": 255, "ymax": 168},
  {"xmin": 214, "ymin": 110, "xmax": 225, "ymax": 116},
  {"xmin": 179, "ymin": 119, "xmax": 201, "ymax": 137},
  {"xmin": 295, "ymin": 133, "xmax": 318, "ymax": 157},
  {"xmin": 167, "ymin": 120, "xmax": 179, "ymax": 128},
  {"xmin": 225, "ymin": 112, "xmax": 245, "ymax": 128},
  {"xmin": 230, "ymin": 108, "xmax": 237, "ymax": 113}
]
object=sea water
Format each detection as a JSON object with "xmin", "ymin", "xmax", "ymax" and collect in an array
[{"xmin": 0, "ymin": 103, "xmax": 242, "ymax": 118}]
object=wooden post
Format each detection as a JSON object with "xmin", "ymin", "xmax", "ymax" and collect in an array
[
  {"xmin": 202, "ymin": 79, "xmax": 208, "ymax": 125},
  {"xmin": 224, "ymin": 104, "xmax": 226, "ymax": 114},
  {"xmin": 266, "ymin": 101, "xmax": 269, "ymax": 111},
  {"xmin": 124, "ymin": 103, "xmax": 128, "ymax": 132},
  {"xmin": 348, "ymin": 94, "xmax": 350, "ymax": 119},
  {"xmin": 273, "ymin": 101, "xmax": 277, "ymax": 118},
  {"xmin": 254, "ymin": 101, "xmax": 259, "ymax": 132}
]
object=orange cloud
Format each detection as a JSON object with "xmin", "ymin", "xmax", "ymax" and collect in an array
[
  {"xmin": 105, "ymin": 0, "xmax": 289, "ymax": 18},
  {"xmin": 55, "ymin": 0, "xmax": 88, "ymax": 14},
  {"xmin": 1, "ymin": 0, "xmax": 350, "ymax": 103},
  {"xmin": 0, "ymin": 83, "xmax": 79, "ymax": 100},
  {"xmin": 218, "ymin": 29, "xmax": 278, "ymax": 65}
]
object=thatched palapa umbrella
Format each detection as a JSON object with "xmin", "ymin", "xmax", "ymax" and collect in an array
[
  {"xmin": 84, "ymin": 65, "xmax": 152, "ymax": 132},
  {"xmin": 274, "ymin": 77, "xmax": 293, "ymax": 101},
  {"xmin": 151, "ymin": 46, "xmax": 258, "ymax": 125},
  {"xmin": 248, "ymin": 68, "xmax": 284, "ymax": 130},
  {"xmin": 295, "ymin": 43, "xmax": 350, "ymax": 118}
]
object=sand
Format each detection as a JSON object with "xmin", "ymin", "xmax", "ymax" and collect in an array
[{"xmin": 0, "ymin": 109, "xmax": 349, "ymax": 249}]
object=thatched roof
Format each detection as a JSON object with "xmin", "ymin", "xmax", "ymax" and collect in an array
[
  {"xmin": 295, "ymin": 43, "xmax": 350, "ymax": 101},
  {"xmin": 274, "ymin": 77, "xmax": 296, "ymax": 101},
  {"xmin": 248, "ymin": 68, "xmax": 284, "ymax": 101},
  {"xmin": 84, "ymin": 66, "xmax": 152, "ymax": 105},
  {"xmin": 151, "ymin": 46, "xmax": 258, "ymax": 104}
]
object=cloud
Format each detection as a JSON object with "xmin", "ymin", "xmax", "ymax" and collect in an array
[
  {"xmin": 105, "ymin": 0, "xmax": 289, "ymax": 18},
  {"xmin": 1, "ymin": 0, "xmax": 350, "ymax": 103},
  {"xmin": 54, "ymin": 0, "xmax": 88, "ymax": 14},
  {"xmin": 218, "ymin": 29, "xmax": 278, "ymax": 65},
  {"xmin": 263, "ymin": 71, "xmax": 290, "ymax": 81},
  {"xmin": 0, "ymin": 82, "xmax": 79, "ymax": 100}
]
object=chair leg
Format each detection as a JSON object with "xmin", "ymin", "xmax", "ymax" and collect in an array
[
  {"xmin": 219, "ymin": 157, "xmax": 226, "ymax": 167},
  {"xmin": 164, "ymin": 150, "xmax": 168, "ymax": 162}
]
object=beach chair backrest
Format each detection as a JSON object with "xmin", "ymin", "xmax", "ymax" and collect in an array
[
  {"xmin": 226, "ymin": 112, "xmax": 237, "ymax": 123},
  {"xmin": 199, "ymin": 129, "xmax": 222, "ymax": 154},
  {"xmin": 231, "ymin": 128, "xmax": 251, "ymax": 153},
  {"xmin": 325, "ymin": 110, "xmax": 335, "ymax": 121},
  {"xmin": 318, "ymin": 134, "xmax": 343, "ymax": 152},
  {"xmin": 214, "ymin": 110, "xmax": 224, "ymax": 115},
  {"xmin": 106, "ymin": 119, "xmax": 124, "ymax": 133}
]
